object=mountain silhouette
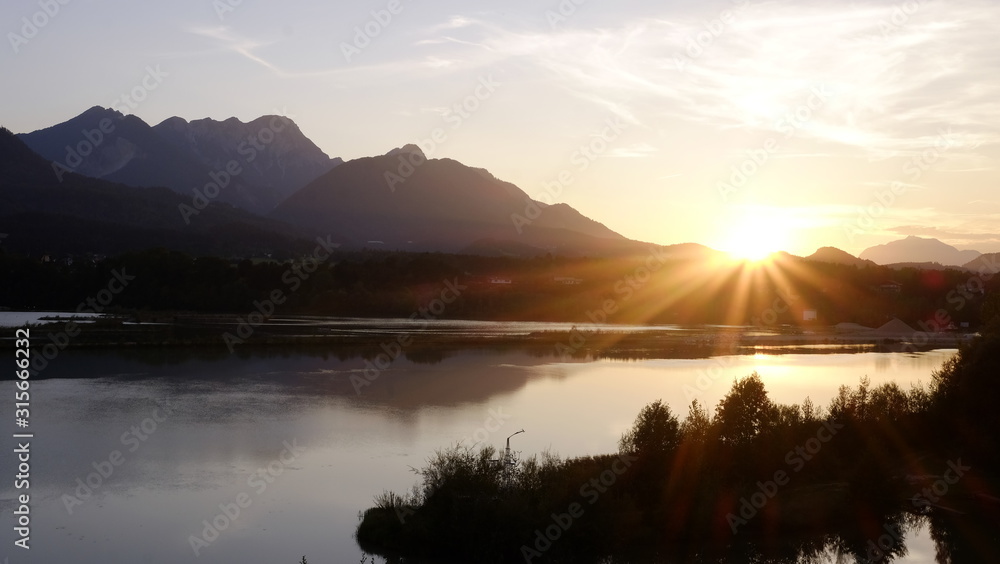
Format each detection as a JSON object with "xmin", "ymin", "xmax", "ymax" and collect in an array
[
  {"xmin": 18, "ymin": 107, "xmax": 339, "ymax": 214},
  {"xmin": 962, "ymin": 252, "xmax": 1000, "ymax": 274},
  {"xmin": 152, "ymin": 114, "xmax": 341, "ymax": 211},
  {"xmin": 0, "ymin": 126, "xmax": 309, "ymax": 257},
  {"xmin": 805, "ymin": 246, "xmax": 874, "ymax": 267},
  {"xmin": 270, "ymin": 145, "xmax": 648, "ymax": 256},
  {"xmin": 859, "ymin": 236, "xmax": 980, "ymax": 267}
]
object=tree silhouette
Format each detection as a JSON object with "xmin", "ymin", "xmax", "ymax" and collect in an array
[
  {"xmin": 714, "ymin": 372, "xmax": 778, "ymax": 446},
  {"xmin": 619, "ymin": 399, "xmax": 681, "ymax": 457}
]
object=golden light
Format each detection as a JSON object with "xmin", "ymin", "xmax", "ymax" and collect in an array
[{"xmin": 714, "ymin": 207, "xmax": 792, "ymax": 262}]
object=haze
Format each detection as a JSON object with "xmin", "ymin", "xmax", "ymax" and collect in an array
[{"xmin": 4, "ymin": 0, "xmax": 998, "ymax": 256}]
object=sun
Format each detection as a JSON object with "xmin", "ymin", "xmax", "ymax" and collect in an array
[{"xmin": 714, "ymin": 209, "xmax": 791, "ymax": 262}]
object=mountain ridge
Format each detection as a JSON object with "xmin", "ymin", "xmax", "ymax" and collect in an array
[
  {"xmin": 0, "ymin": 126, "xmax": 311, "ymax": 257},
  {"xmin": 270, "ymin": 147, "xmax": 646, "ymax": 256},
  {"xmin": 18, "ymin": 107, "xmax": 340, "ymax": 214},
  {"xmin": 859, "ymin": 235, "xmax": 980, "ymax": 267}
]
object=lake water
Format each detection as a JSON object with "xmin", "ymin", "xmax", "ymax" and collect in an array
[{"xmin": 0, "ymin": 335, "xmax": 959, "ymax": 563}]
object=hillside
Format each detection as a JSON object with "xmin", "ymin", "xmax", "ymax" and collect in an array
[
  {"xmin": 271, "ymin": 145, "xmax": 649, "ymax": 256},
  {"xmin": 860, "ymin": 236, "xmax": 980, "ymax": 266},
  {"xmin": 18, "ymin": 107, "xmax": 340, "ymax": 214},
  {"xmin": 0, "ymin": 126, "xmax": 310, "ymax": 257}
]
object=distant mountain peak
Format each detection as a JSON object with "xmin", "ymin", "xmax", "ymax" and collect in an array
[
  {"xmin": 860, "ymin": 236, "xmax": 981, "ymax": 267},
  {"xmin": 80, "ymin": 105, "xmax": 123, "ymax": 120},
  {"xmin": 271, "ymin": 149, "xmax": 638, "ymax": 255},
  {"xmin": 385, "ymin": 144, "xmax": 426, "ymax": 159},
  {"xmin": 157, "ymin": 115, "xmax": 188, "ymax": 127},
  {"xmin": 19, "ymin": 107, "xmax": 342, "ymax": 214},
  {"xmin": 804, "ymin": 246, "xmax": 873, "ymax": 267}
]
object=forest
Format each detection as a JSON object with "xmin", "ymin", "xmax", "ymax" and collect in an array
[{"xmin": 1, "ymin": 246, "xmax": 997, "ymax": 329}]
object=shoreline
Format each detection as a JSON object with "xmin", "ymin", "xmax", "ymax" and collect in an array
[{"xmin": 0, "ymin": 312, "xmax": 971, "ymax": 356}]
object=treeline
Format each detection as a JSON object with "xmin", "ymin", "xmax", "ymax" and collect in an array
[
  {"xmin": 1, "ymin": 246, "xmax": 997, "ymax": 328},
  {"xmin": 357, "ymin": 323, "xmax": 1000, "ymax": 563}
]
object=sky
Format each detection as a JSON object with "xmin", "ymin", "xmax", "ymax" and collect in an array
[{"xmin": 3, "ymin": 0, "xmax": 999, "ymax": 257}]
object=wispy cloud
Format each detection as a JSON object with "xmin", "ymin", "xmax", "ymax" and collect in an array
[
  {"xmin": 415, "ymin": 1, "xmax": 1000, "ymax": 158},
  {"xmin": 186, "ymin": 26, "xmax": 283, "ymax": 74},
  {"xmin": 608, "ymin": 143, "xmax": 658, "ymax": 158}
]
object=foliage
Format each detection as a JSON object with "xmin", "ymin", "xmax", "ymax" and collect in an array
[
  {"xmin": 714, "ymin": 372, "xmax": 778, "ymax": 446},
  {"xmin": 679, "ymin": 399, "xmax": 712, "ymax": 442},
  {"xmin": 618, "ymin": 399, "xmax": 680, "ymax": 457},
  {"xmin": 2, "ymin": 246, "xmax": 997, "ymax": 328},
  {"xmin": 358, "ymin": 328, "xmax": 1000, "ymax": 562}
]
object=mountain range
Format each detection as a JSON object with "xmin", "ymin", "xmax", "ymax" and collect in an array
[
  {"xmin": 3, "ymin": 108, "xmax": 991, "ymax": 267},
  {"xmin": 0, "ymin": 123, "xmax": 318, "ymax": 257},
  {"xmin": 271, "ymin": 144, "xmax": 643, "ymax": 255},
  {"xmin": 2, "ymin": 109, "xmax": 649, "ymax": 258},
  {"xmin": 805, "ymin": 239, "xmax": 993, "ymax": 272},
  {"xmin": 18, "ymin": 106, "xmax": 341, "ymax": 214}
]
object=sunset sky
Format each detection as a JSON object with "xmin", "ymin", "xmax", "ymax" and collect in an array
[{"xmin": 4, "ymin": 0, "xmax": 998, "ymax": 256}]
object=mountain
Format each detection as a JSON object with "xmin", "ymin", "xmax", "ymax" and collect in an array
[
  {"xmin": 805, "ymin": 246, "xmax": 874, "ymax": 267},
  {"xmin": 859, "ymin": 236, "xmax": 981, "ymax": 267},
  {"xmin": 270, "ymin": 145, "xmax": 648, "ymax": 256},
  {"xmin": 152, "ymin": 114, "xmax": 341, "ymax": 211},
  {"xmin": 0, "ymin": 126, "xmax": 310, "ymax": 257},
  {"xmin": 963, "ymin": 252, "xmax": 1000, "ymax": 274},
  {"xmin": 18, "ymin": 107, "xmax": 340, "ymax": 214}
]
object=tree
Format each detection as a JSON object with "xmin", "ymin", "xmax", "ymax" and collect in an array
[
  {"xmin": 680, "ymin": 399, "xmax": 712, "ymax": 442},
  {"xmin": 714, "ymin": 373, "xmax": 778, "ymax": 446},
  {"xmin": 619, "ymin": 400, "xmax": 681, "ymax": 458},
  {"xmin": 981, "ymin": 291, "xmax": 1000, "ymax": 326}
]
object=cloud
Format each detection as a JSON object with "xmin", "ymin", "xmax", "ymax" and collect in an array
[
  {"xmin": 889, "ymin": 225, "xmax": 1000, "ymax": 241},
  {"xmin": 185, "ymin": 26, "xmax": 283, "ymax": 74},
  {"xmin": 429, "ymin": 1, "xmax": 1000, "ymax": 158},
  {"xmin": 608, "ymin": 143, "xmax": 658, "ymax": 158}
]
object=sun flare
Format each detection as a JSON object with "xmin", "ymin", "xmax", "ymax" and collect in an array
[{"xmin": 715, "ymin": 209, "xmax": 792, "ymax": 262}]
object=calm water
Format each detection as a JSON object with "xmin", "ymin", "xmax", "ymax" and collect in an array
[{"xmin": 0, "ymin": 337, "xmax": 958, "ymax": 563}]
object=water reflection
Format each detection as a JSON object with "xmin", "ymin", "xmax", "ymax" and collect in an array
[
  {"xmin": 361, "ymin": 511, "xmax": 999, "ymax": 563},
  {"xmin": 0, "ymin": 346, "xmax": 972, "ymax": 564}
]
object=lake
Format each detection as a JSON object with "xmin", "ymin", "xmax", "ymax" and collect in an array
[{"xmin": 0, "ymin": 327, "xmax": 959, "ymax": 563}]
